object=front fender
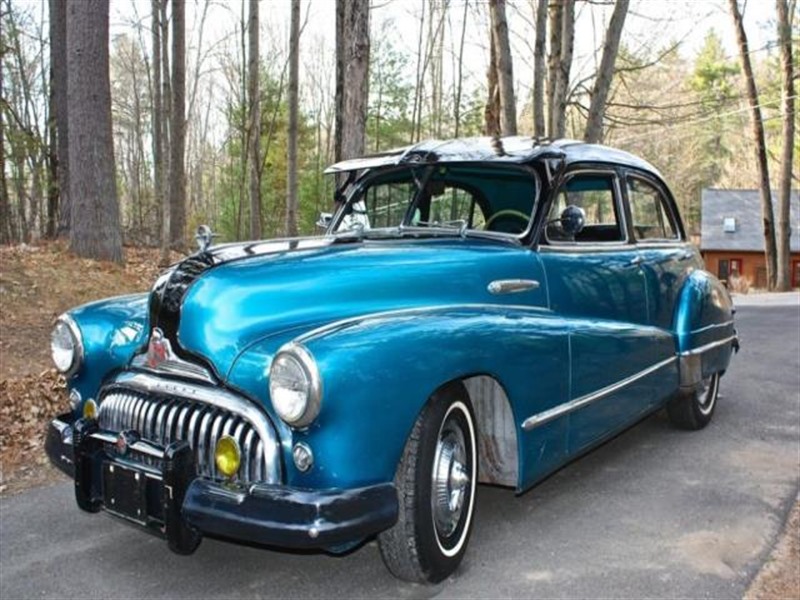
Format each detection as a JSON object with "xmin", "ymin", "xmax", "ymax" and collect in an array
[
  {"xmin": 66, "ymin": 294, "xmax": 150, "ymax": 407},
  {"xmin": 277, "ymin": 306, "xmax": 571, "ymax": 490}
]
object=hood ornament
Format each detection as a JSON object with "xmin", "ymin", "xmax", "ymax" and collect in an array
[
  {"xmin": 146, "ymin": 328, "xmax": 175, "ymax": 368},
  {"xmin": 195, "ymin": 225, "xmax": 215, "ymax": 253}
]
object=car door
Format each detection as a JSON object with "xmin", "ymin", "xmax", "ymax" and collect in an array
[
  {"xmin": 623, "ymin": 171, "xmax": 701, "ymax": 331},
  {"xmin": 538, "ymin": 168, "xmax": 659, "ymax": 453}
]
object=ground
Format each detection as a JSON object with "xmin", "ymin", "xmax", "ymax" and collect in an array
[{"xmin": 0, "ymin": 243, "xmax": 797, "ymax": 598}]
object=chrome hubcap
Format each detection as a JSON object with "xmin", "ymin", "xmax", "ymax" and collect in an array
[
  {"xmin": 696, "ymin": 374, "xmax": 719, "ymax": 416},
  {"xmin": 432, "ymin": 421, "xmax": 470, "ymax": 539}
]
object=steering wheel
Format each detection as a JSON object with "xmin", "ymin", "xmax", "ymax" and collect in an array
[{"xmin": 483, "ymin": 209, "xmax": 530, "ymax": 233}]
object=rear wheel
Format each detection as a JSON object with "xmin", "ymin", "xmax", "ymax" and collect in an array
[
  {"xmin": 667, "ymin": 372, "xmax": 721, "ymax": 430},
  {"xmin": 378, "ymin": 385, "xmax": 477, "ymax": 583}
]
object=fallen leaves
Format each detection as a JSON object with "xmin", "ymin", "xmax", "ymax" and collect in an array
[{"xmin": 0, "ymin": 241, "xmax": 181, "ymax": 493}]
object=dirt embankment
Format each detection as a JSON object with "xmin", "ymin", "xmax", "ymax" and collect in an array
[{"xmin": 0, "ymin": 242, "xmax": 177, "ymax": 493}]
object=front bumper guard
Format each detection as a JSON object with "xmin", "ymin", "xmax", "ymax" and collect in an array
[{"xmin": 45, "ymin": 413, "xmax": 398, "ymax": 553}]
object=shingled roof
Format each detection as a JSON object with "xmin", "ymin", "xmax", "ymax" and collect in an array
[{"xmin": 700, "ymin": 189, "xmax": 800, "ymax": 252}]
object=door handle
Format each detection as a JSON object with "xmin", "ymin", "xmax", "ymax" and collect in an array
[
  {"xmin": 628, "ymin": 256, "xmax": 644, "ymax": 266},
  {"xmin": 487, "ymin": 279, "xmax": 540, "ymax": 295}
]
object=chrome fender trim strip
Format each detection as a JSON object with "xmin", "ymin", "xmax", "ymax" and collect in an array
[{"xmin": 522, "ymin": 356, "xmax": 678, "ymax": 431}]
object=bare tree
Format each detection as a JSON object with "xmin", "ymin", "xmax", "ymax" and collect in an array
[
  {"xmin": 49, "ymin": 0, "xmax": 69, "ymax": 236},
  {"xmin": 583, "ymin": 0, "xmax": 630, "ymax": 144},
  {"xmin": 335, "ymin": 0, "xmax": 370, "ymax": 164},
  {"xmin": 548, "ymin": 0, "xmax": 574, "ymax": 138},
  {"xmin": 286, "ymin": 0, "xmax": 300, "ymax": 236},
  {"xmin": 774, "ymin": 0, "xmax": 795, "ymax": 291},
  {"xmin": 169, "ymin": 0, "xmax": 186, "ymax": 249},
  {"xmin": 489, "ymin": 0, "xmax": 517, "ymax": 135},
  {"xmin": 152, "ymin": 0, "xmax": 164, "ymax": 248},
  {"xmin": 248, "ymin": 0, "xmax": 262, "ymax": 238},
  {"xmin": 532, "ymin": 0, "xmax": 547, "ymax": 138},
  {"xmin": 453, "ymin": 0, "xmax": 469, "ymax": 138},
  {"xmin": 728, "ymin": 0, "xmax": 777, "ymax": 289},
  {"xmin": 0, "ymin": 32, "xmax": 9, "ymax": 244},
  {"xmin": 484, "ymin": 29, "xmax": 500, "ymax": 137},
  {"xmin": 66, "ymin": 0, "xmax": 122, "ymax": 262}
]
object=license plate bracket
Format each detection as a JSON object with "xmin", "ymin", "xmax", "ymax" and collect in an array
[{"xmin": 102, "ymin": 462, "xmax": 147, "ymax": 525}]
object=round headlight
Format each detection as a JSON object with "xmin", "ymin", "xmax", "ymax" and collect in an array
[
  {"xmin": 269, "ymin": 345, "xmax": 321, "ymax": 428},
  {"xmin": 51, "ymin": 316, "xmax": 83, "ymax": 377}
]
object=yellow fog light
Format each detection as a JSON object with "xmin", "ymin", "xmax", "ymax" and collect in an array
[
  {"xmin": 82, "ymin": 399, "xmax": 98, "ymax": 420},
  {"xmin": 214, "ymin": 435, "xmax": 241, "ymax": 479}
]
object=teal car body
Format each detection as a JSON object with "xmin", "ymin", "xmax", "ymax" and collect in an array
[{"xmin": 45, "ymin": 138, "xmax": 737, "ymax": 581}]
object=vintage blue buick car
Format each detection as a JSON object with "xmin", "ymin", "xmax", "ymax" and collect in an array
[{"xmin": 46, "ymin": 137, "xmax": 738, "ymax": 583}]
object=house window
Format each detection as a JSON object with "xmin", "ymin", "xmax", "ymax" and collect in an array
[
  {"xmin": 723, "ymin": 217, "xmax": 737, "ymax": 233},
  {"xmin": 718, "ymin": 258, "xmax": 742, "ymax": 282}
]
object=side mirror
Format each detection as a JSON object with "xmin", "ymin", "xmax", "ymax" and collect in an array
[
  {"xmin": 560, "ymin": 205, "xmax": 586, "ymax": 236},
  {"xmin": 316, "ymin": 212, "xmax": 333, "ymax": 231}
]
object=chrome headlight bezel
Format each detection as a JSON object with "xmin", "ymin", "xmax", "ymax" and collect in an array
[
  {"xmin": 269, "ymin": 343, "xmax": 322, "ymax": 428},
  {"xmin": 51, "ymin": 314, "xmax": 84, "ymax": 378}
]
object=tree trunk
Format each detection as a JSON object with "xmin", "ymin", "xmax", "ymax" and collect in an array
[
  {"xmin": 159, "ymin": 0, "xmax": 172, "ymax": 259},
  {"xmin": 548, "ymin": 0, "xmax": 574, "ymax": 139},
  {"xmin": 532, "ymin": 0, "xmax": 547, "ymax": 138},
  {"xmin": 151, "ymin": 0, "xmax": 163, "ymax": 249},
  {"xmin": 50, "ymin": 0, "xmax": 70, "ymax": 236},
  {"xmin": 286, "ymin": 0, "xmax": 300, "ymax": 236},
  {"xmin": 583, "ymin": 0, "xmax": 629, "ymax": 144},
  {"xmin": 248, "ymin": 0, "xmax": 262, "ymax": 238},
  {"xmin": 46, "ymin": 61, "xmax": 58, "ymax": 239},
  {"xmin": 728, "ymin": 0, "xmax": 777, "ymax": 290},
  {"xmin": 489, "ymin": 0, "xmax": 516, "ymax": 136},
  {"xmin": 774, "ymin": 0, "xmax": 795, "ymax": 291},
  {"xmin": 484, "ymin": 31, "xmax": 500, "ymax": 137},
  {"xmin": 66, "ymin": 0, "xmax": 122, "ymax": 262},
  {"xmin": 170, "ymin": 0, "xmax": 186, "ymax": 249},
  {"xmin": 335, "ymin": 0, "xmax": 370, "ymax": 163},
  {"xmin": 0, "ymin": 44, "xmax": 10, "ymax": 245},
  {"xmin": 453, "ymin": 0, "xmax": 469, "ymax": 138}
]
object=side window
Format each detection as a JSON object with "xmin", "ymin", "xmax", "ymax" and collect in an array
[
  {"xmin": 422, "ymin": 185, "xmax": 487, "ymax": 229},
  {"xmin": 363, "ymin": 182, "xmax": 417, "ymax": 228},
  {"xmin": 546, "ymin": 173, "xmax": 624, "ymax": 243},
  {"xmin": 627, "ymin": 177, "xmax": 678, "ymax": 241}
]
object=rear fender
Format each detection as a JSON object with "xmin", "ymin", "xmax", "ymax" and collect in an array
[{"xmin": 673, "ymin": 270, "xmax": 736, "ymax": 389}]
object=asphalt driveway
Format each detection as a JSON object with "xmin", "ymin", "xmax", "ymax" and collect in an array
[{"xmin": 1, "ymin": 297, "xmax": 798, "ymax": 599}]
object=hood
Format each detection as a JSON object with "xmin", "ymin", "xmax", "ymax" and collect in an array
[{"xmin": 149, "ymin": 237, "xmax": 534, "ymax": 379}]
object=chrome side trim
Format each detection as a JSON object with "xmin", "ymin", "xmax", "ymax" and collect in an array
[
  {"xmin": 522, "ymin": 356, "xmax": 677, "ymax": 431},
  {"xmin": 487, "ymin": 279, "xmax": 540, "ymax": 295},
  {"xmin": 679, "ymin": 334, "xmax": 737, "ymax": 357},
  {"xmin": 296, "ymin": 303, "xmax": 554, "ymax": 344},
  {"xmin": 105, "ymin": 372, "xmax": 281, "ymax": 484}
]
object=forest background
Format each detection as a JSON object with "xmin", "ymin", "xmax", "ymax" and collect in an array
[{"xmin": 1, "ymin": 0, "xmax": 797, "ymax": 286}]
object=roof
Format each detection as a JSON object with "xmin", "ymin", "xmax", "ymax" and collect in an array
[
  {"xmin": 324, "ymin": 137, "xmax": 662, "ymax": 177},
  {"xmin": 700, "ymin": 189, "xmax": 800, "ymax": 252}
]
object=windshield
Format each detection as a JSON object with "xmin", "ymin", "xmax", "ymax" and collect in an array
[{"xmin": 333, "ymin": 164, "xmax": 539, "ymax": 238}]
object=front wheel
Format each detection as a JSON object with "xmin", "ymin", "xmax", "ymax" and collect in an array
[
  {"xmin": 378, "ymin": 385, "xmax": 477, "ymax": 583},
  {"xmin": 667, "ymin": 372, "xmax": 721, "ymax": 430}
]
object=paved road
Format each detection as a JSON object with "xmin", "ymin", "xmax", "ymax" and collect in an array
[{"xmin": 2, "ymin": 300, "xmax": 798, "ymax": 599}]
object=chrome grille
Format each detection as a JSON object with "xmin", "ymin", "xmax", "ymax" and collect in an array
[{"xmin": 98, "ymin": 389, "xmax": 269, "ymax": 483}]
